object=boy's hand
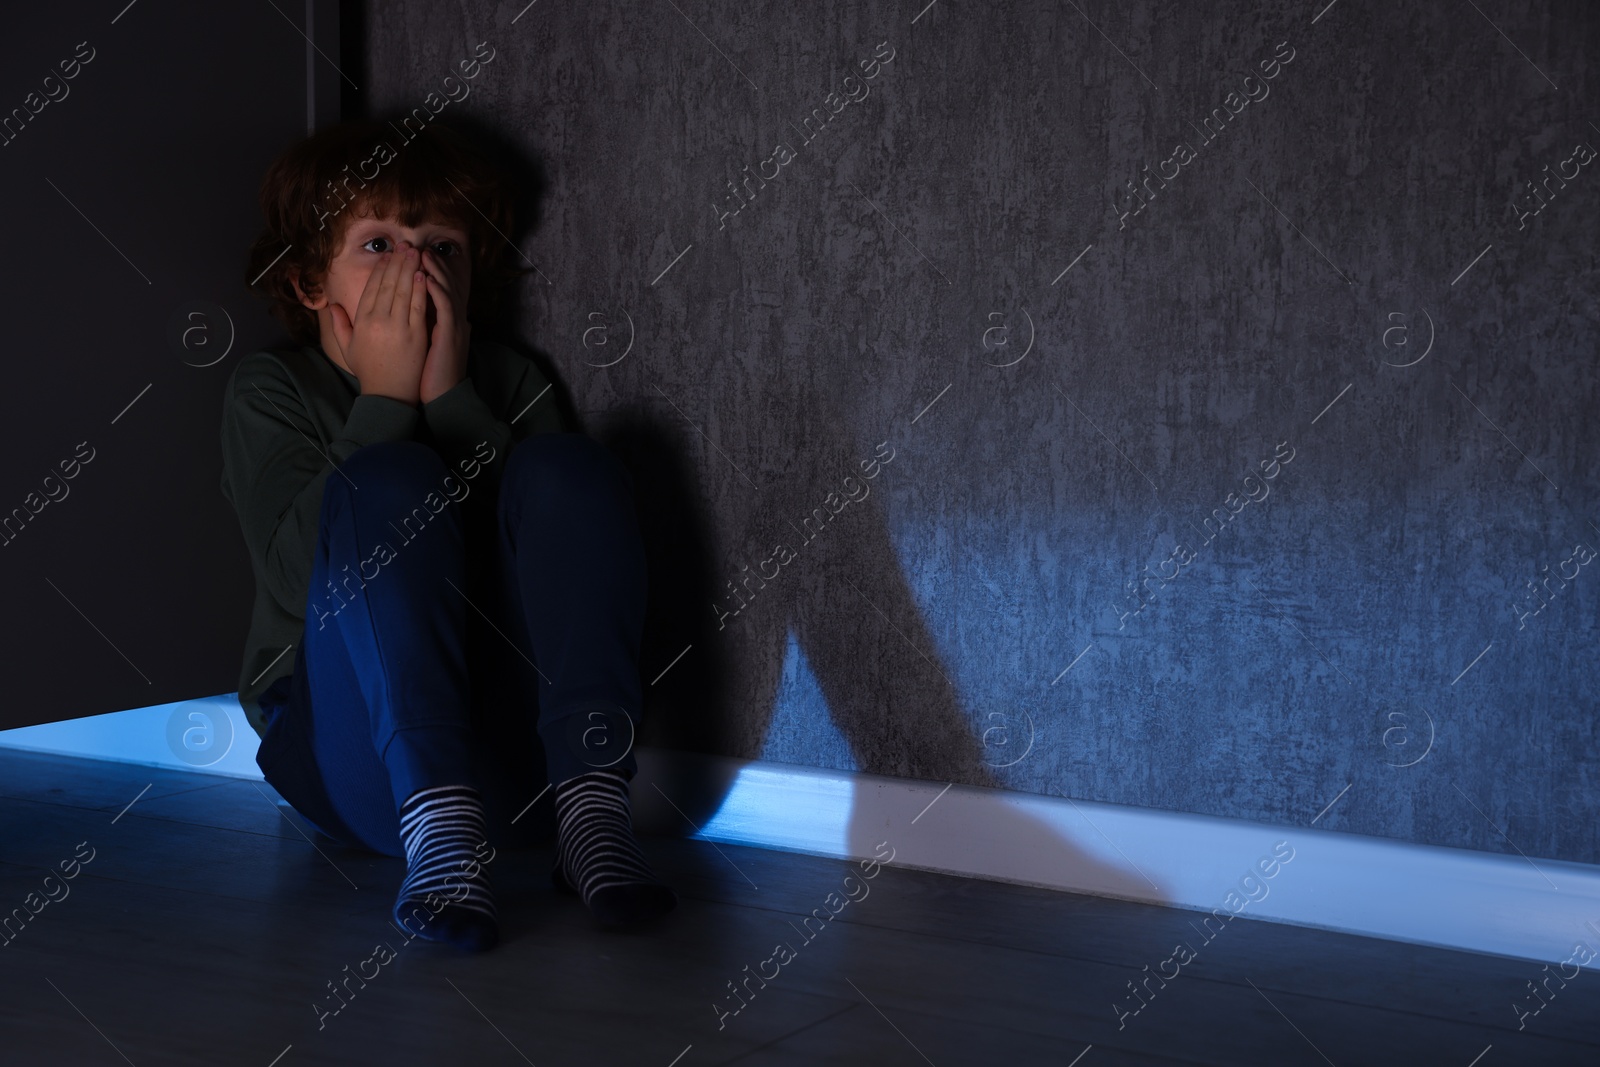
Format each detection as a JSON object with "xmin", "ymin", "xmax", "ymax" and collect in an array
[
  {"xmin": 417, "ymin": 245, "xmax": 471, "ymax": 405},
  {"xmin": 329, "ymin": 244, "xmax": 430, "ymax": 406}
]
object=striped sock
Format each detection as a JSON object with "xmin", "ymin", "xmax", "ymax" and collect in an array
[
  {"xmin": 551, "ymin": 768, "xmax": 677, "ymax": 928},
  {"xmin": 393, "ymin": 784, "xmax": 498, "ymax": 951}
]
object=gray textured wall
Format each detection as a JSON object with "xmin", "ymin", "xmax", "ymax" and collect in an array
[{"xmin": 356, "ymin": 1, "xmax": 1599, "ymax": 864}]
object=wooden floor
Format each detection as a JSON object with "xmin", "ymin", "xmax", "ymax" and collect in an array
[{"xmin": 0, "ymin": 748, "xmax": 1596, "ymax": 1066}]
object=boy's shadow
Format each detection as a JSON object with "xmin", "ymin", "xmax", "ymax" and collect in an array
[{"xmin": 451, "ymin": 113, "xmax": 1164, "ymax": 907}]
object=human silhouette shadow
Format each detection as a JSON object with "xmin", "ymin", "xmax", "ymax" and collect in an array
[
  {"xmin": 593, "ymin": 402, "xmax": 1164, "ymax": 905},
  {"xmin": 439, "ymin": 113, "xmax": 1166, "ymax": 906}
]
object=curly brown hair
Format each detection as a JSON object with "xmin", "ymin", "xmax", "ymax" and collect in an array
[{"xmin": 245, "ymin": 117, "xmax": 530, "ymax": 345}]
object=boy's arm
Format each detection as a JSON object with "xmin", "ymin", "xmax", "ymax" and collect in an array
[
  {"xmin": 419, "ymin": 351, "xmax": 565, "ymax": 494},
  {"xmin": 221, "ymin": 355, "xmax": 419, "ymax": 619}
]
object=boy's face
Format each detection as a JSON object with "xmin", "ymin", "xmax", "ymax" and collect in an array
[{"xmin": 291, "ymin": 210, "xmax": 472, "ymax": 372}]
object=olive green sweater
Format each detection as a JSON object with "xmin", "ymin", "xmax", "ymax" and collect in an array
[{"xmin": 218, "ymin": 338, "xmax": 567, "ymax": 739}]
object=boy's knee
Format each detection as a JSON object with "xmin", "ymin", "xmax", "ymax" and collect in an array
[
  {"xmin": 506, "ymin": 433, "xmax": 630, "ymax": 501},
  {"xmin": 347, "ymin": 438, "xmax": 440, "ymax": 467},
  {"xmin": 324, "ymin": 440, "xmax": 450, "ymax": 510},
  {"xmin": 338, "ymin": 440, "xmax": 447, "ymax": 486}
]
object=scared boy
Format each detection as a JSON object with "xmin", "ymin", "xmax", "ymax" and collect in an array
[{"xmin": 220, "ymin": 118, "xmax": 675, "ymax": 951}]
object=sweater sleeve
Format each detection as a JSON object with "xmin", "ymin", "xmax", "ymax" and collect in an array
[
  {"xmin": 420, "ymin": 355, "xmax": 565, "ymax": 494},
  {"xmin": 220, "ymin": 355, "xmax": 420, "ymax": 619}
]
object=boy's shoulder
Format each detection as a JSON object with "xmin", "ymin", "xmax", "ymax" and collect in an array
[
  {"xmin": 469, "ymin": 335, "xmax": 557, "ymax": 391},
  {"xmin": 225, "ymin": 344, "xmax": 331, "ymax": 396},
  {"xmin": 470, "ymin": 334, "xmax": 538, "ymax": 371}
]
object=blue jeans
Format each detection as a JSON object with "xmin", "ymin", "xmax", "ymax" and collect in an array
[{"xmin": 253, "ymin": 434, "xmax": 648, "ymax": 858}]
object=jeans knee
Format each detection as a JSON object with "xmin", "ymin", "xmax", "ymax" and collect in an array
[
  {"xmin": 504, "ymin": 432, "xmax": 631, "ymax": 508},
  {"xmin": 327, "ymin": 440, "xmax": 450, "ymax": 509},
  {"xmin": 344, "ymin": 439, "xmax": 442, "ymax": 472}
]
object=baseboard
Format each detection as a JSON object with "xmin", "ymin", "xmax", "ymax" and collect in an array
[
  {"xmin": 0, "ymin": 695, "xmax": 264, "ymax": 779},
  {"xmin": 625, "ymin": 750, "xmax": 1600, "ymax": 969},
  {"xmin": 3, "ymin": 698, "xmax": 1596, "ymax": 967}
]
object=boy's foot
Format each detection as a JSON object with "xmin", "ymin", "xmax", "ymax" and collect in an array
[
  {"xmin": 393, "ymin": 784, "xmax": 498, "ymax": 951},
  {"xmin": 551, "ymin": 768, "xmax": 678, "ymax": 928}
]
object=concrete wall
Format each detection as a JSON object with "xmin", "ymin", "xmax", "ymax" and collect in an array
[{"xmin": 357, "ymin": 1, "xmax": 1600, "ymax": 863}]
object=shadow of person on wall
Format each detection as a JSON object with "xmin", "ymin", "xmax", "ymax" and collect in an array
[{"xmin": 446, "ymin": 112, "xmax": 1166, "ymax": 910}]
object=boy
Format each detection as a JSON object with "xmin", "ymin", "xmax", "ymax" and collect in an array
[{"xmin": 220, "ymin": 118, "xmax": 675, "ymax": 951}]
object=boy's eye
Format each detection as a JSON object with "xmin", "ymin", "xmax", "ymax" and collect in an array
[{"xmin": 358, "ymin": 236, "xmax": 461, "ymax": 257}]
